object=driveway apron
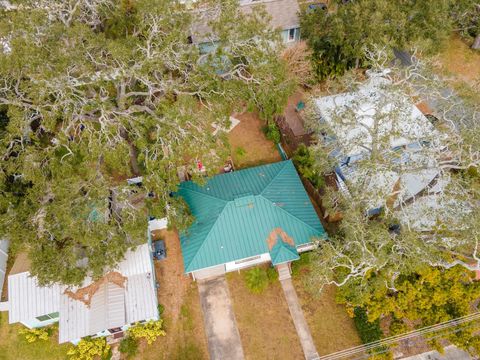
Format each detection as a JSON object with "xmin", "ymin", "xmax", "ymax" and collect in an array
[{"xmin": 198, "ymin": 276, "xmax": 245, "ymax": 360}]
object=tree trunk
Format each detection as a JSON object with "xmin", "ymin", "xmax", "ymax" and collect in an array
[
  {"xmin": 472, "ymin": 34, "xmax": 480, "ymax": 50},
  {"xmin": 119, "ymin": 127, "xmax": 141, "ymax": 176}
]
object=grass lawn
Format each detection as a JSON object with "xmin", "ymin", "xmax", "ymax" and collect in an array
[
  {"xmin": 0, "ymin": 312, "xmax": 70, "ymax": 360},
  {"xmin": 227, "ymin": 269, "xmax": 304, "ymax": 360},
  {"xmin": 291, "ymin": 254, "xmax": 362, "ymax": 356},
  {"xmin": 228, "ymin": 112, "xmax": 281, "ymax": 169}
]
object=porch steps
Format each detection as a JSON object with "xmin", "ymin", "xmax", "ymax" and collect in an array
[{"xmin": 277, "ymin": 263, "xmax": 291, "ymax": 280}]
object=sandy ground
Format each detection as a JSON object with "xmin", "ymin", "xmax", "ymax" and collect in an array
[
  {"xmin": 228, "ymin": 112, "xmax": 281, "ymax": 169},
  {"xmin": 138, "ymin": 230, "xmax": 208, "ymax": 360},
  {"xmin": 436, "ymin": 35, "xmax": 480, "ymax": 89},
  {"xmin": 152, "ymin": 229, "xmax": 190, "ymax": 324}
]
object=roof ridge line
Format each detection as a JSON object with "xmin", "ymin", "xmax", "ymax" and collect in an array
[
  {"xmin": 184, "ymin": 202, "xmax": 229, "ymax": 272},
  {"xmin": 260, "ymin": 160, "xmax": 291, "ymax": 196},
  {"xmin": 257, "ymin": 194, "xmax": 324, "ymax": 236}
]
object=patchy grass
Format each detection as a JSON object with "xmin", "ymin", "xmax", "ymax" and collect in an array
[
  {"xmin": 434, "ymin": 35, "xmax": 480, "ymax": 104},
  {"xmin": 436, "ymin": 35, "xmax": 480, "ymax": 87},
  {"xmin": 291, "ymin": 256, "xmax": 362, "ymax": 356},
  {"xmin": 227, "ymin": 269, "xmax": 304, "ymax": 360},
  {"xmin": 0, "ymin": 313, "xmax": 69, "ymax": 360},
  {"xmin": 228, "ymin": 112, "xmax": 281, "ymax": 169},
  {"xmin": 139, "ymin": 282, "xmax": 208, "ymax": 360},
  {"xmin": 138, "ymin": 229, "xmax": 208, "ymax": 360}
]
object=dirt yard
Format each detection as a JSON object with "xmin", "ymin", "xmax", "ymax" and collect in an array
[
  {"xmin": 434, "ymin": 35, "xmax": 480, "ymax": 104},
  {"xmin": 138, "ymin": 230, "xmax": 208, "ymax": 360},
  {"xmin": 436, "ymin": 35, "xmax": 480, "ymax": 88},
  {"xmin": 228, "ymin": 112, "xmax": 281, "ymax": 169},
  {"xmin": 226, "ymin": 269, "xmax": 304, "ymax": 360}
]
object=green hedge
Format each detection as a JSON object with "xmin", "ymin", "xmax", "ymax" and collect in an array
[{"xmin": 353, "ymin": 307, "xmax": 383, "ymax": 344}]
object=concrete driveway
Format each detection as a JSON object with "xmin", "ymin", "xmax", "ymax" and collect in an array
[{"xmin": 198, "ymin": 276, "xmax": 245, "ymax": 360}]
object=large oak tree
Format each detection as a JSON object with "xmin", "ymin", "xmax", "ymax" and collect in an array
[{"xmin": 0, "ymin": 0, "xmax": 293, "ymax": 285}]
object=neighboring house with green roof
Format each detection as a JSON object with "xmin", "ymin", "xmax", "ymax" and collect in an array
[{"xmin": 177, "ymin": 160, "xmax": 327, "ymax": 280}]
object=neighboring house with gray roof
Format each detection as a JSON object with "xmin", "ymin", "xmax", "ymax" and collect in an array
[
  {"xmin": 5, "ymin": 244, "xmax": 158, "ymax": 344},
  {"xmin": 241, "ymin": 0, "xmax": 301, "ymax": 43},
  {"xmin": 191, "ymin": 0, "xmax": 302, "ymax": 53}
]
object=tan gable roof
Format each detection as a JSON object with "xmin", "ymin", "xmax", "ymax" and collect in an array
[
  {"xmin": 191, "ymin": 0, "xmax": 300, "ymax": 43},
  {"xmin": 241, "ymin": 0, "xmax": 300, "ymax": 30}
]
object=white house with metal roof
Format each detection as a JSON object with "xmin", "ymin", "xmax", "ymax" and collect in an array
[{"xmin": 6, "ymin": 243, "xmax": 158, "ymax": 344}]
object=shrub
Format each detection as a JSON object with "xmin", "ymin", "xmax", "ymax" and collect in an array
[
  {"xmin": 291, "ymin": 252, "xmax": 312, "ymax": 276},
  {"xmin": 262, "ymin": 122, "xmax": 281, "ymax": 144},
  {"xmin": 266, "ymin": 266, "xmax": 278, "ymax": 283},
  {"xmin": 244, "ymin": 268, "xmax": 268, "ymax": 293},
  {"xmin": 19, "ymin": 327, "xmax": 50, "ymax": 343},
  {"xmin": 293, "ymin": 144, "xmax": 325, "ymax": 189},
  {"xmin": 353, "ymin": 307, "xmax": 392, "ymax": 357},
  {"xmin": 67, "ymin": 337, "xmax": 111, "ymax": 360},
  {"xmin": 119, "ymin": 336, "xmax": 139, "ymax": 358},
  {"xmin": 235, "ymin": 147, "xmax": 246, "ymax": 158},
  {"xmin": 127, "ymin": 320, "xmax": 166, "ymax": 345},
  {"xmin": 353, "ymin": 307, "xmax": 383, "ymax": 344},
  {"xmin": 158, "ymin": 303, "xmax": 165, "ymax": 316}
]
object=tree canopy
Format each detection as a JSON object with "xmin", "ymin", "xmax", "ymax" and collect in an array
[
  {"xmin": 300, "ymin": 0, "xmax": 453, "ymax": 79},
  {"xmin": 303, "ymin": 55, "xmax": 480, "ymax": 292},
  {"xmin": 0, "ymin": 0, "xmax": 293, "ymax": 285},
  {"xmin": 337, "ymin": 266, "xmax": 480, "ymax": 356}
]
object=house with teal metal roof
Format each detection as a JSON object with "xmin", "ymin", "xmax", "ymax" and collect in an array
[{"xmin": 177, "ymin": 160, "xmax": 327, "ymax": 280}]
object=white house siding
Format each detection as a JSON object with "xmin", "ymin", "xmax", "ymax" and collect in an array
[
  {"xmin": 281, "ymin": 27, "xmax": 301, "ymax": 44},
  {"xmin": 192, "ymin": 264, "xmax": 226, "ymax": 280},
  {"xmin": 296, "ymin": 242, "xmax": 316, "ymax": 253},
  {"xmin": 225, "ymin": 253, "xmax": 272, "ymax": 272},
  {"xmin": 21, "ymin": 315, "xmax": 59, "ymax": 329}
]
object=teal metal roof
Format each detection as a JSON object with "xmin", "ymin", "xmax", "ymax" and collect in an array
[
  {"xmin": 269, "ymin": 236, "xmax": 300, "ymax": 266},
  {"xmin": 177, "ymin": 160, "xmax": 327, "ymax": 273}
]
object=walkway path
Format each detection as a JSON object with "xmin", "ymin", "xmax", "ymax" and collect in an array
[
  {"xmin": 198, "ymin": 276, "xmax": 245, "ymax": 360},
  {"xmin": 285, "ymin": 90, "xmax": 308, "ymax": 136},
  {"xmin": 280, "ymin": 277, "xmax": 320, "ymax": 360}
]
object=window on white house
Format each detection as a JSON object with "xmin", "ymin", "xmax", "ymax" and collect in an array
[
  {"xmin": 36, "ymin": 312, "xmax": 59, "ymax": 322},
  {"xmin": 288, "ymin": 28, "xmax": 296, "ymax": 42}
]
